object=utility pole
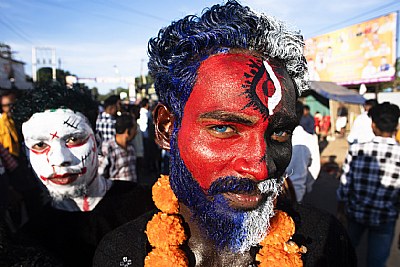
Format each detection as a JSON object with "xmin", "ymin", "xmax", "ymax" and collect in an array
[{"xmin": 32, "ymin": 47, "xmax": 57, "ymax": 82}]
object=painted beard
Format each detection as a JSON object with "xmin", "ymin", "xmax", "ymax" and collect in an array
[
  {"xmin": 170, "ymin": 128, "xmax": 284, "ymax": 253},
  {"xmin": 48, "ymin": 182, "xmax": 88, "ymax": 203}
]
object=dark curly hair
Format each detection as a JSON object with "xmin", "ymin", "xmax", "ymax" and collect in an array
[
  {"xmin": 368, "ymin": 102, "xmax": 400, "ymax": 133},
  {"xmin": 12, "ymin": 83, "xmax": 99, "ymax": 131},
  {"xmin": 148, "ymin": 0, "xmax": 308, "ymax": 123}
]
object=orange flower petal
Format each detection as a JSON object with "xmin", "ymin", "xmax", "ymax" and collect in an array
[
  {"xmin": 144, "ymin": 247, "xmax": 188, "ymax": 267},
  {"xmin": 146, "ymin": 212, "xmax": 187, "ymax": 247},
  {"xmin": 260, "ymin": 210, "xmax": 295, "ymax": 246},
  {"xmin": 152, "ymin": 175, "xmax": 179, "ymax": 214}
]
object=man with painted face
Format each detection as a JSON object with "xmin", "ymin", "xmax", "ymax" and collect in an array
[
  {"xmin": 11, "ymin": 84, "xmax": 155, "ymax": 267},
  {"xmin": 94, "ymin": 1, "xmax": 356, "ymax": 266}
]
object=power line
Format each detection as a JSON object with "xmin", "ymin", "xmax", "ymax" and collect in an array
[
  {"xmin": 307, "ymin": 1, "xmax": 400, "ymax": 37},
  {"xmin": 0, "ymin": 16, "xmax": 34, "ymax": 44},
  {"xmin": 35, "ymin": 0, "xmax": 164, "ymax": 31},
  {"xmin": 90, "ymin": 0, "xmax": 169, "ymax": 23}
]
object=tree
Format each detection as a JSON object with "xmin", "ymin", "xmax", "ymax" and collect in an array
[{"xmin": 36, "ymin": 67, "xmax": 72, "ymax": 86}]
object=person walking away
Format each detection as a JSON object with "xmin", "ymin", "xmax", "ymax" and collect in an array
[{"xmin": 337, "ymin": 102, "xmax": 400, "ymax": 267}]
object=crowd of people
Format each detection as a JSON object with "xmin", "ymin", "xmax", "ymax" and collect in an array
[{"xmin": 0, "ymin": 1, "xmax": 399, "ymax": 267}]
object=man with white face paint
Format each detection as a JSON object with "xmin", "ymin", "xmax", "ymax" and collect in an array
[
  {"xmin": 12, "ymin": 84, "xmax": 155, "ymax": 267},
  {"xmin": 22, "ymin": 109, "xmax": 102, "ymax": 210},
  {"xmin": 94, "ymin": 1, "xmax": 356, "ymax": 267}
]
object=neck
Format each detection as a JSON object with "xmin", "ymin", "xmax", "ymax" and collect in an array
[
  {"xmin": 379, "ymin": 132, "xmax": 394, "ymax": 138},
  {"xmin": 180, "ymin": 203, "xmax": 254, "ymax": 267},
  {"xmin": 51, "ymin": 175, "xmax": 111, "ymax": 212},
  {"xmin": 115, "ymin": 135, "xmax": 128, "ymax": 149}
]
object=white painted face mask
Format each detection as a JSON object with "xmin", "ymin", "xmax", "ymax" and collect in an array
[{"xmin": 22, "ymin": 109, "xmax": 98, "ymax": 201}]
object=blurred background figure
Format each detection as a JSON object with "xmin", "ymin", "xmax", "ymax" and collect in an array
[
  {"xmin": 347, "ymin": 99, "xmax": 378, "ymax": 145},
  {"xmin": 314, "ymin": 111, "xmax": 323, "ymax": 137},
  {"xmin": 336, "ymin": 103, "xmax": 348, "ymax": 137},
  {"xmin": 127, "ymin": 104, "xmax": 145, "ymax": 180},
  {"xmin": 0, "ymin": 91, "xmax": 20, "ymax": 158},
  {"xmin": 286, "ymin": 101, "xmax": 321, "ymax": 202},
  {"xmin": 300, "ymin": 104, "xmax": 315, "ymax": 134},
  {"xmin": 98, "ymin": 113, "xmax": 138, "ymax": 183},
  {"xmin": 96, "ymin": 95, "xmax": 121, "ymax": 142}
]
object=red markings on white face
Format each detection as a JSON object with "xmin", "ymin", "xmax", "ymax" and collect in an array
[
  {"xmin": 50, "ymin": 131, "xmax": 59, "ymax": 140},
  {"xmin": 22, "ymin": 109, "xmax": 99, "ymax": 193}
]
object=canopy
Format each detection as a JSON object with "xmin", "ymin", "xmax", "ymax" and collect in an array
[{"xmin": 309, "ymin": 81, "xmax": 366, "ymax": 104}]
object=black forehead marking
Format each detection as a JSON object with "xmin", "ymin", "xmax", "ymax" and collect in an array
[
  {"xmin": 241, "ymin": 58, "xmax": 272, "ymax": 120},
  {"xmin": 63, "ymin": 116, "xmax": 79, "ymax": 129}
]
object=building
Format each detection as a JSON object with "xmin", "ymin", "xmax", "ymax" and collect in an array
[{"xmin": 0, "ymin": 43, "xmax": 32, "ymax": 91}]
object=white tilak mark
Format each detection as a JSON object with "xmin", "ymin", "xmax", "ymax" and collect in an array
[{"xmin": 263, "ymin": 61, "xmax": 282, "ymax": 116}]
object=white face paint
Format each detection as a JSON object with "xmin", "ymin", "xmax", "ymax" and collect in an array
[
  {"xmin": 263, "ymin": 60, "xmax": 282, "ymax": 116},
  {"xmin": 22, "ymin": 109, "xmax": 98, "ymax": 199}
]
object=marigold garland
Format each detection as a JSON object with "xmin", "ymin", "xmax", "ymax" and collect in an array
[{"xmin": 144, "ymin": 175, "xmax": 306, "ymax": 266}]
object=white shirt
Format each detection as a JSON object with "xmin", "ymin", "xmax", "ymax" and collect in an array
[
  {"xmin": 138, "ymin": 107, "xmax": 149, "ymax": 138},
  {"xmin": 286, "ymin": 126, "xmax": 321, "ymax": 202},
  {"xmin": 347, "ymin": 112, "xmax": 375, "ymax": 144}
]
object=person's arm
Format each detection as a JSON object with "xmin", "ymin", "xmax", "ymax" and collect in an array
[
  {"xmin": 336, "ymin": 149, "xmax": 353, "ymax": 226},
  {"xmin": 97, "ymin": 143, "xmax": 111, "ymax": 179},
  {"xmin": 286, "ymin": 145, "xmax": 311, "ymax": 202}
]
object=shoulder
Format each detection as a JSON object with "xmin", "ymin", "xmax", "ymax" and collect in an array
[
  {"xmin": 100, "ymin": 182, "xmax": 154, "ymax": 211},
  {"xmin": 93, "ymin": 210, "xmax": 157, "ymax": 267},
  {"xmin": 280, "ymin": 203, "xmax": 357, "ymax": 267}
]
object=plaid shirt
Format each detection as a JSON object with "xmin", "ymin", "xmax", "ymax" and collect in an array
[
  {"xmin": 337, "ymin": 136, "xmax": 400, "ymax": 226},
  {"xmin": 96, "ymin": 112, "xmax": 116, "ymax": 142},
  {"xmin": 98, "ymin": 138, "xmax": 137, "ymax": 183}
]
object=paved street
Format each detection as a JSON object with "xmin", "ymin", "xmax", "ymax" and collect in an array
[{"xmin": 304, "ymin": 136, "xmax": 400, "ymax": 267}]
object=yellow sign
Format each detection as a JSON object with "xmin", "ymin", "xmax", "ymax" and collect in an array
[{"xmin": 305, "ymin": 12, "xmax": 397, "ymax": 85}]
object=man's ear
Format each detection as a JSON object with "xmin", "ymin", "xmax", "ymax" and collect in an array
[{"xmin": 153, "ymin": 103, "xmax": 174, "ymax": 150}]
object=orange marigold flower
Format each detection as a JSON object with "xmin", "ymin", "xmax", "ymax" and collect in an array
[
  {"xmin": 260, "ymin": 210, "xmax": 295, "ymax": 246},
  {"xmin": 284, "ymin": 241, "xmax": 300, "ymax": 254},
  {"xmin": 153, "ymin": 175, "xmax": 179, "ymax": 214},
  {"xmin": 257, "ymin": 245, "xmax": 302, "ymax": 267},
  {"xmin": 144, "ymin": 247, "xmax": 188, "ymax": 267},
  {"xmin": 146, "ymin": 212, "xmax": 187, "ymax": 247}
]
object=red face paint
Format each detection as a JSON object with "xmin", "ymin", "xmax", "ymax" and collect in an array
[{"xmin": 178, "ymin": 53, "xmax": 292, "ymax": 190}]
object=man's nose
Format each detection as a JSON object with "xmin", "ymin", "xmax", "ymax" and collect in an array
[
  {"xmin": 232, "ymin": 136, "xmax": 267, "ymax": 181},
  {"xmin": 48, "ymin": 143, "xmax": 72, "ymax": 167}
]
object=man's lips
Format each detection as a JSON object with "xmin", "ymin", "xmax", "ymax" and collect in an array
[
  {"xmin": 222, "ymin": 191, "xmax": 264, "ymax": 210},
  {"xmin": 40, "ymin": 167, "xmax": 87, "ymax": 185}
]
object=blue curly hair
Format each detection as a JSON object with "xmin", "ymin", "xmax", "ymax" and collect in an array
[{"xmin": 148, "ymin": 0, "xmax": 308, "ymax": 124}]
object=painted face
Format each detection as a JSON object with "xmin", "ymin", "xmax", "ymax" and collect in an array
[
  {"xmin": 22, "ymin": 109, "xmax": 97, "ymax": 198},
  {"xmin": 177, "ymin": 53, "xmax": 297, "ymax": 209}
]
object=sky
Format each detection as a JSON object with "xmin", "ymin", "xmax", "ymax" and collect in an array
[{"xmin": 1, "ymin": 0, "xmax": 400, "ymax": 94}]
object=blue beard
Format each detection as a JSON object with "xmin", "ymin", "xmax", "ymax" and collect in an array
[{"xmin": 169, "ymin": 127, "xmax": 281, "ymax": 252}]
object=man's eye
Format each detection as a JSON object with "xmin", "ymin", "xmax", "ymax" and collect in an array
[
  {"xmin": 207, "ymin": 125, "xmax": 237, "ymax": 138},
  {"xmin": 32, "ymin": 141, "xmax": 49, "ymax": 151},
  {"xmin": 66, "ymin": 136, "xmax": 83, "ymax": 146},
  {"xmin": 271, "ymin": 130, "xmax": 292, "ymax": 142}
]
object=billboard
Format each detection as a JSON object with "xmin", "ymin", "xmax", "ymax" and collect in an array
[{"xmin": 304, "ymin": 12, "xmax": 397, "ymax": 85}]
